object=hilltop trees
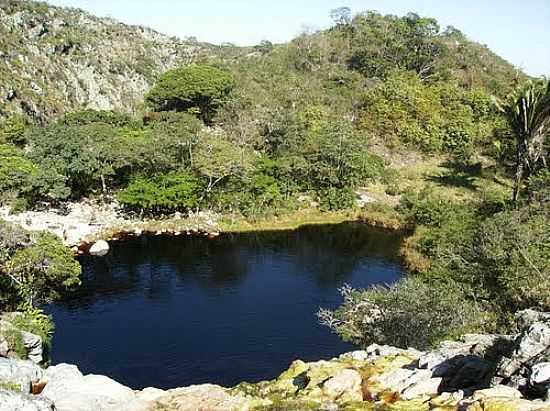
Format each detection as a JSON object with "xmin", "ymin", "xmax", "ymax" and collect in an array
[
  {"xmin": 348, "ymin": 12, "xmax": 446, "ymax": 80},
  {"xmin": 145, "ymin": 65, "xmax": 234, "ymax": 123}
]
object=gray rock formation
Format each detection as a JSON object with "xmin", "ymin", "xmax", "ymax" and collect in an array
[
  {"xmin": 0, "ymin": 0, "xmax": 208, "ymax": 121},
  {"xmin": 0, "ymin": 358, "xmax": 43, "ymax": 393},
  {"xmin": 0, "ymin": 389, "xmax": 54, "ymax": 411}
]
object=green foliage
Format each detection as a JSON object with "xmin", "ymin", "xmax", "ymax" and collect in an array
[
  {"xmin": 527, "ymin": 170, "xmax": 550, "ymax": 204},
  {"xmin": 117, "ymin": 171, "xmax": 203, "ymax": 214},
  {"xmin": 3, "ymin": 328, "xmax": 26, "ymax": 359},
  {"xmin": 11, "ymin": 305, "xmax": 55, "ymax": 349},
  {"xmin": 475, "ymin": 205, "xmax": 550, "ymax": 311},
  {"xmin": 348, "ymin": 12, "xmax": 447, "ymax": 80},
  {"xmin": 360, "ymin": 71, "xmax": 500, "ymax": 154},
  {"xmin": 6, "ymin": 232, "xmax": 81, "ymax": 306},
  {"xmin": 319, "ymin": 187, "xmax": 356, "ymax": 211},
  {"xmin": 0, "ymin": 144, "xmax": 40, "ymax": 206},
  {"xmin": 27, "ymin": 120, "xmax": 144, "ymax": 197},
  {"xmin": 0, "ymin": 115, "xmax": 29, "ymax": 146},
  {"xmin": 58, "ymin": 109, "xmax": 138, "ymax": 127},
  {"xmin": 195, "ymin": 131, "xmax": 255, "ymax": 192},
  {"xmin": 497, "ymin": 78, "xmax": 550, "ymax": 201},
  {"xmin": 146, "ymin": 64, "xmax": 235, "ymax": 122},
  {"xmin": 147, "ymin": 111, "xmax": 203, "ymax": 168},
  {"xmin": 320, "ymin": 278, "xmax": 488, "ymax": 350}
]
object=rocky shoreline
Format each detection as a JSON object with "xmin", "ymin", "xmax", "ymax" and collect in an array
[
  {"xmin": 0, "ymin": 309, "xmax": 549, "ymax": 410},
  {"xmin": 0, "ymin": 200, "xmax": 221, "ymax": 256}
]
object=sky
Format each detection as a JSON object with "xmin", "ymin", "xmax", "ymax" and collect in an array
[{"xmin": 45, "ymin": 0, "xmax": 550, "ymax": 77}]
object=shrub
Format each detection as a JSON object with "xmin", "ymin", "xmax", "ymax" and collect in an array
[
  {"xmin": 318, "ymin": 187, "xmax": 356, "ymax": 211},
  {"xmin": 117, "ymin": 171, "xmax": 203, "ymax": 214},
  {"xmin": 11, "ymin": 305, "xmax": 55, "ymax": 349},
  {"xmin": 6, "ymin": 232, "xmax": 81, "ymax": 306},
  {"xmin": 474, "ymin": 205, "xmax": 550, "ymax": 311},
  {"xmin": 58, "ymin": 109, "xmax": 137, "ymax": 127},
  {"xmin": 319, "ymin": 277, "xmax": 489, "ymax": 350},
  {"xmin": 0, "ymin": 144, "xmax": 39, "ymax": 205},
  {"xmin": 0, "ymin": 115, "xmax": 29, "ymax": 146}
]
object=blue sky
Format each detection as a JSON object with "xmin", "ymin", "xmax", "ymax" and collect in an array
[{"xmin": 45, "ymin": 0, "xmax": 550, "ymax": 77}]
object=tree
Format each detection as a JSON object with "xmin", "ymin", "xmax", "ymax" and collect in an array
[
  {"xmin": 117, "ymin": 171, "xmax": 202, "ymax": 215},
  {"xmin": 4, "ymin": 231, "xmax": 81, "ymax": 307},
  {"xmin": 194, "ymin": 131, "xmax": 254, "ymax": 193},
  {"xmin": 330, "ymin": 7, "xmax": 352, "ymax": 26},
  {"xmin": 145, "ymin": 65, "xmax": 235, "ymax": 123},
  {"xmin": 254, "ymin": 40, "xmax": 274, "ymax": 55},
  {"xmin": 497, "ymin": 78, "xmax": 550, "ymax": 201},
  {"xmin": 348, "ymin": 11, "xmax": 446, "ymax": 80},
  {"xmin": 0, "ymin": 115, "xmax": 29, "ymax": 146},
  {"xmin": 149, "ymin": 112, "xmax": 203, "ymax": 168}
]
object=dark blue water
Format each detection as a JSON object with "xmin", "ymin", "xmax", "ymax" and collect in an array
[{"xmin": 46, "ymin": 223, "xmax": 404, "ymax": 390}]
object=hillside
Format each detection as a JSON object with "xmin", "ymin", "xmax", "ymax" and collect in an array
[
  {"xmin": 0, "ymin": 2, "xmax": 523, "ymax": 123},
  {"xmin": 0, "ymin": 0, "xmax": 211, "ymax": 121}
]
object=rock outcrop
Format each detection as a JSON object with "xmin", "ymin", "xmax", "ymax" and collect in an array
[
  {"xmin": 0, "ymin": 0, "xmax": 209, "ymax": 121},
  {"xmin": 0, "ymin": 200, "xmax": 221, "ymax": 249},
  {"xmin": 0, "ymin": 313, "xmax": 44, "ymax": 364},
  {"xmin": 0, "ymin": 310, "xmax": 548, "ymax": 410}
]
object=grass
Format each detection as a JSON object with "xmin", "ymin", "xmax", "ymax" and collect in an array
[{"xmin": 218, "ymin": 208, "xmax": 360, "ymax": 233}]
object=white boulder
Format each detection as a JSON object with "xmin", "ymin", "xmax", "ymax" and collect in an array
[{"xmin": 89, "ymin": 240, "xmax": 110, "ymax": 257}]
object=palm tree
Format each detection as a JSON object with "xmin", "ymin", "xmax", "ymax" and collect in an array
[{"xmin": 498, "ymin": 78, "xmax": 550, "ymax": 201}]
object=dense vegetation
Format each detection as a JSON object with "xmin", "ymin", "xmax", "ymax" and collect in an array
[{"xmin": 0, "ymin": 7, "xmax": 548, "ymax": 354}]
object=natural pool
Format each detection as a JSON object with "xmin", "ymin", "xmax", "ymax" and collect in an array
[{"xmin": 46, "ymin": 222, "xmax": 405, "ymax": 390}]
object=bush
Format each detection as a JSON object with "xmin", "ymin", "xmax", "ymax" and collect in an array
[
  {"xmin": 58, "ymin": 110, "xmax": 138, "ymax": 127},
  {"xmin": 475, "ymin": 205, "xmax": 550, "ymax": 311},
  {"xmin": 6, "ymin": 232, "xmax": 81, "ymax": 306},
  {"xmin": 359, "ymin": 71, "xmax": 498, "ymax": 154},
  {"xmin": 319, "ymin": 277, "xmax": 489, "ymax": 350},
  {"xmin": 0, "ymin": 115, "xmax": 29, "ymax": 146},
  {"xmin": 117, "ymin": 171, "xmax": 203, "ymax": 214},
  {"xmin": 11, "ymin": 305, "xmax": 55, "ymax": 349},
  {"xmin": 318, "ymin": 186, "xmax": 356, "ymax": 211},
  {"xmin": 146, "ymin": 64, "xmax": 234, "ymax": 122},
  {"xmin": 0, "ymin": 144, "xmax": 40, "ymax": 205}
]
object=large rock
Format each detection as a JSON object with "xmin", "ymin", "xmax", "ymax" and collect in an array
[
  {"xmin": 0, "ymin": 358, "xmax": 43, "ymax": 393},
  {"xmin": 322, "ymin": 369, "xmax": 362, "ymax": 401},
  {"xmin": 0, "ymin": 389, "xmax": 55, "ymax": 411},
  {"xmin": 530, "ymin": 362, "xmax": 550, "ymax": 386},
  {"xmin": 154, "ymin": 384, "xmax": 247, "ymax": 411},
  {"xmin": 89, "ymin": 240, "xmax": 110, "ymax": 257},
  {"xmin": 41, "ymin": 367, "xmax": 137, "ymax": 411},
  {"xmin": 497, "ymin": 320, "xmax": 550, "ymax": 383},
  {"xmin": 21, "ymin": 331, "xmax": 43, "ymax": 364},
  {"xmin": 0, "ymin": 336, "xmax": 9, "ymax": 357},
  {"xmin": 43, "ymin": 363, "xmax": 83, "ymax": 383},
  {"xmin": 472, "ymin": 385, "xmax": 523, "ymax": 400}
]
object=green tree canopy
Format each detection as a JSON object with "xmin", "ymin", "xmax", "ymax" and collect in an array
[
  {"xmin": 146, "ymin": 65, "xmax": 235, "ymax": 123},
  {"xmin": 2, "ymin": 229, "xmax": 81, "ymax": 307}
]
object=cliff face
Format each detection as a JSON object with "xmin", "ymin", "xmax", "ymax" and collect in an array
[{"xmin": 0, "ymin": 0, "xmax": 208, "ymax": 121}]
